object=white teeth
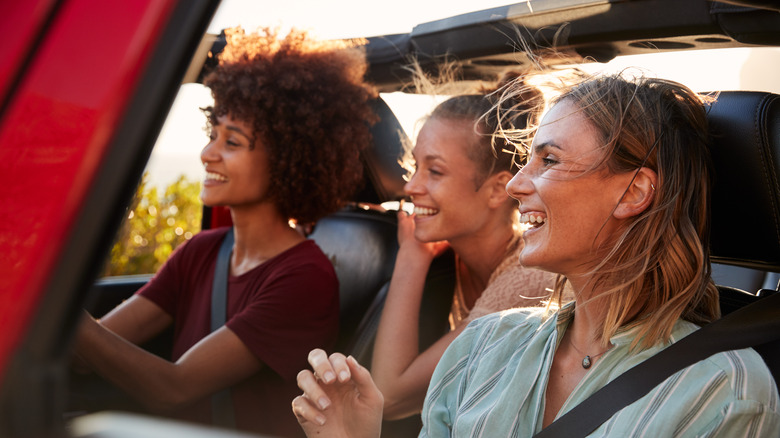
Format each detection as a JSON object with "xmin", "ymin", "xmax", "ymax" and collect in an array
[
  {"xmin": 414, "ymin": 206, "xmax": 439, "ymax": 216},
  {"xmin": 205, "ymin": 172, "xmax": 227, "ymax": 182},
  {"xmin": 520, "ymin": 213, "xmax": 546, "ymax": 226}
]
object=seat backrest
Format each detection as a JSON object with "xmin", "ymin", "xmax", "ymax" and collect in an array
[
  {"xmin": 708, "ymin": 91, "xmax": 780, "ymax": 271},
  {"xmin": 308, "ymin": 207, "xmax": 399, "ymax": 352},
  {"xmin": 706, "ymin": 90, "xmax": 780, "ymax": 385}
]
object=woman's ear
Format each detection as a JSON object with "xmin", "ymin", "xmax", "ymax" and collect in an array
[
  {"xmin": 613, "ymin": 167, "xmax": 657, "ymax": 219},
  {"xmin": 486, "ymin": 171, "xmax": 514, "ymax": 208}
]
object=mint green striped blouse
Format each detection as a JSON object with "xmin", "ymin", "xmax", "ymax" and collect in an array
[{"xmin": 420, "ymin": 303, "xmax": 780, "ymax": 437}]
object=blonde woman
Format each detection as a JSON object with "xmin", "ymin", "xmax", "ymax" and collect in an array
[{"xmin": 371, "ymin": 77, "xmax": 558, "ymax": 420}]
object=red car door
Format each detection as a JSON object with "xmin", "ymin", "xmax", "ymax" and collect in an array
[{"xmin": 0, "ymin": 1, "xmax": 220, "ymax": 436}]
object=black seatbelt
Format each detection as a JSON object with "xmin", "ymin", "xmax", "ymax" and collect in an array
[
  {"xmin": 210, "ymin": 228, "xmax": 236, "ymax": 428},
  {"xmin": 534, "ymin": 290, "xmax": 780, "ymax": 438}
]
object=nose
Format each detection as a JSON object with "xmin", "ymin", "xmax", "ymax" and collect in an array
[
  {"xmin": 506, "ymin": 167, "xmax": 532, "ymax": 201},
  {"xmin": 201, "ymin": 138, "xmax": 220, "ymax": 166},
  {"xmin": 403, "ymin": 171, "xmax": 424, "ymax": 197}
]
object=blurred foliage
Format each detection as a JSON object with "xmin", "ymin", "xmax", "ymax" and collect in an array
[{"xmin": 103, "ymin": 173, "xmax": 202, "ymax": 276}]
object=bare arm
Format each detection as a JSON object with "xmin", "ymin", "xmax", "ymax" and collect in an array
[
  {"xmin": 75, "ymin": 311, "xmax": 262, "ymax": 413},
  {"xmin": 71, "ymin": 294, "xmax": 172, "ymax": 373},
  {"xmin": 370, "ymin": 211, "xmax": 452, "ymax": 419},
  {"xmin": 98, "ymin": 295, "xmax": 173, "ymax": 345}
]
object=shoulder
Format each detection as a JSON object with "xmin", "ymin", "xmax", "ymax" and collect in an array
[
  {"xmin": 471, "ymin": 306, "xmax": 548, "ymax": 332},
  {"xmin": 153, "ymin": 227, "xmax": 229, "ymax": 271},
  {"xmin": 450, "ymin": 307, "xmax": 550, "ymax": 359},
  {"xmin": 700, "ymin": 347, "xmax": 778, "ymax": 403},
  {"xmin": 273, "ymin": 240, "xmax": 335, "ymax": 275},
  {"xmin": 179, "ymin": 227, "xmax": 230, "ymax": 252},
  {"xmin": 666, "ymin": 321, "xmax": 779, "ymax": 413}
]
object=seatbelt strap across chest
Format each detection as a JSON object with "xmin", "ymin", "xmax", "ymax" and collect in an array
[
  {"xmin": 210, "ymin": 228, "xmax": 236, "ymax": 428},
  {"xmin": 534, "ymin": 291, "xmax": 780, "ymax": 437}
]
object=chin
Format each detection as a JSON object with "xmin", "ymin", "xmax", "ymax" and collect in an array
[{"xmin": 518, "ymin": 250, "xmax": 544, "ymax": 270}]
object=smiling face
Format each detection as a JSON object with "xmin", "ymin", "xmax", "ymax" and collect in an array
[
  {"xmin": 404, "ymin": 117, "xmax": 500, "ymax": 244},
  {"xmin": 200, "ymin": 114, "xmax": 271, "ymax": 209},
  {"xmin": 505, "ymin": 99, "xmax": 635, "ymax": 278}
]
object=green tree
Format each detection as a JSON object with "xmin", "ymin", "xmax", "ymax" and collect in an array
[{"xmin": 103, "ymin": 173, "xmax": 202, "ymax": 276}]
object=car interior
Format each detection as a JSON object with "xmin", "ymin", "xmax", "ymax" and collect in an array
[{"xmin": 44, "ymin": 0, "xmax": 780, "ymax": 436}]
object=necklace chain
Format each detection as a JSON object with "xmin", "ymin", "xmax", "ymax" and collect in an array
[{"xmin": 568, "ymin": 337, "xmax": 611, "ymax": 369}]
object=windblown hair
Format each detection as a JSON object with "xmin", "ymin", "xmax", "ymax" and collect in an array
[
  {"xmin": 401, "ymin": 67, "xmax": 544, "ymax": 190},
  {"xmin": 434, "ymin": 73, "xmax": 543, "ymax": 188},
  {"xmin": 542, "ymin": 73, "xmax": 720, "ymax": 349},
  {"xmin": 202, "ymin": 27, "xmax": 377, "ymax": 224}
]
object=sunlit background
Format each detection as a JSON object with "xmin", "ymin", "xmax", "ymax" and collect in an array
[{"xmin": 145, "ymin": 0, "xmax": 780, "ymax": 190}]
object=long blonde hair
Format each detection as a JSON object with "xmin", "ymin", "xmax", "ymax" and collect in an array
[{"xmin": 505, "ymin": 72, "xmax": 720, "ymax": 349}]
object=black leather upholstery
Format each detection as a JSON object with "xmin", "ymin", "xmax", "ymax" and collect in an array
[
  {"xmin": 708, "ymin": 91, "xmax": 780, "ymax": 271},
  {"xmin": 308, "ymin": 208, "xmax": 400, "ymax": 352},
  {"xmin": 352, "ymin": 98, "xmax": 409, "ymax": 205},
  {"xmin": 707, "ymin": 91, "xmax": 780, "ymax": 388}
]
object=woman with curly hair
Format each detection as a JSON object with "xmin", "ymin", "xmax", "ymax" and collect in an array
[
  {"xmin": 73, "ymin": 27, "xmax": 377, "ymax": 437},
  {"xmin": 292, "ymin": 72, "xmax": 779, "ymax": 437}
]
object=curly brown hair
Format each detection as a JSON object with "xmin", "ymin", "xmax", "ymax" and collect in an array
[{"xmin": 202, "ymin": 27, "xmax": 377, "ymax": 224}]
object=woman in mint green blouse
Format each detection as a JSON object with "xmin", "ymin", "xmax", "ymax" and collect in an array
[{"xmin": 291, "ymin": 73, "xmax": 780, "ymax": 437}]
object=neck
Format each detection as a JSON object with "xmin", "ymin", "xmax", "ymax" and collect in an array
[
  {"xmin": 228, "ymin": 204, "xmax": 304, "ymax": 275},
  {"xmin": 450, "ymin": 224, "xmax": 515, "ymax": 289},
  {"xmin": 563, "ymin": 273, "xmax": 608, "ymax": 345}
]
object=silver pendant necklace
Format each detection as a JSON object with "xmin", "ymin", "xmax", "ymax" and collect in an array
[{"xmin": 569, "ymin": 338, "xmax": 610, "ymax": 369}]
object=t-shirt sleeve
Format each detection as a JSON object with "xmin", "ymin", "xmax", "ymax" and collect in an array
[
  {"xmin": 136, "ymin": 237, "xmax": 193, "ymax": 316},
  {"xmin": 226, "ymin": 243, "xmax": 339, "ymax": 382},
  {"xmin": 136, "ymin": 228, "xmax": 226, "ymax": 318}
]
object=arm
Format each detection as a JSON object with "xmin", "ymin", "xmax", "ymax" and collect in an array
[
  {"xmin": 293, "ymin": 349, "xmax": 383, "ymax": 438},
  {"xmin": 75, "ymin": 312, "xmax": 262, "ymax": 413},
  {"xmin": 370, "ymin": 211, "xmax": 452, "ymax": 419},
  {"xmin": 98, "ymin": 294, "xmax": 173, "ymax": 345},
  {"xmin": 71, "ymin": 294, "xmax": 172, "ymax": 374}
]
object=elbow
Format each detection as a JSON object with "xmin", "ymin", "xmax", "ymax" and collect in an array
[
  {"xmin": 379, "ymin": 391, "xmax": 420, "ymax": 420},
  {"xmin": 137, "ymin": 378, "xmax": 198, "ymax": 414}
]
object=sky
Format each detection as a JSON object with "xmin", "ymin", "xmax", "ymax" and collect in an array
[
  {"xmin": 145, "ymin": 0, "xmax": 517, "ymax": 188},
  {"xmin": 145, "ymin": 1, "xmax": 780, "ymax": 189}
]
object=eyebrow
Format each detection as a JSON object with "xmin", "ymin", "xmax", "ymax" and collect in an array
[
  {"xmin": 411, "ymin": 150, "xmax": 445, "ymax": 164},
  {"xmin": 225, "ymin": 125, "xmax": 252, "ymax": 141},
  {"xmin": 533, "ymin": 141, "xmax": 563, "ymax": 155}
]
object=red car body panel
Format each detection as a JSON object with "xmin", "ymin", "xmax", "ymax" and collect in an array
[
  {"xmin": 0, "ymin": 0, "xmax": 177, "ymax": 378},
  {"xmin": 0, "ymin": 1, "xmax": 58, "ymax": 101}
]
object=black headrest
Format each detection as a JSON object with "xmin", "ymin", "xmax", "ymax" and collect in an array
[
  {"xmin": 708, "ymin": 91, "xmax": 780, "ymax": 271},
  {"xmin": 354, "ymin": 98, "xmax": 409, "ymax": 204}
]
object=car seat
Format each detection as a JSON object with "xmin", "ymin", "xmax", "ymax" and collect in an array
[
  {"xmin": 707, "ymin": 90, "xmax": 779, "ymax": 382},
  {"xmin": 708, "ymin": 91, "xmax": 779, "ymax": 294}
]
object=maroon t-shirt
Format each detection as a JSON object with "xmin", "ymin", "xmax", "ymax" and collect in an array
[{"xmin": 138, "ymin": 227, "xmax": 339, "ymax": 437}]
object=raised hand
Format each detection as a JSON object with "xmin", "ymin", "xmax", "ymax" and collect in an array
[
  {"xmin": 396, "ymin": 209, "xmax": 450, "ymax": 261},
  {"xmin": 292, "ymin": 349, "xmax": 384, "ymax": 438}
]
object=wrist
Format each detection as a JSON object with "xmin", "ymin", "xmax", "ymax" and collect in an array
[{"xmin": 397, "ymin": 243, "xmax": 435, "ymax": 264}]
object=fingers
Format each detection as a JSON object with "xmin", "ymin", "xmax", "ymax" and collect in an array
[
  {"xmin": 292, "ymin": 394, "xmax": 326, "ymax": 427},
  {"xmin": 308, "ymin": 349, "xmax": 351, "ymax": 384},
  {"xmin": 346, "ymin": 356, "xmax": 384, "ymax": 406},
  {"xmin": 299, "ymin": 349, "xmax": 353, "ymax": 415},
  {"xmin": 297, "ymin": 369, "xmax": 331, "ymax": 411},
  {"xmin": 307, "ymin": 349, "xmax": 334, "ymax": 383}
]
